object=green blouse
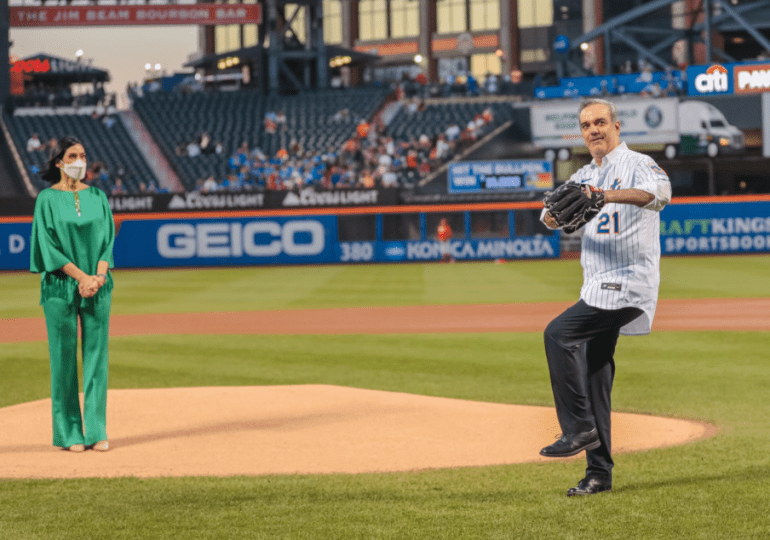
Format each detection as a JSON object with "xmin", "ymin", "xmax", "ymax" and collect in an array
[{"xmin": 29, "ymin": 186, "xmax": 115, "ymax": 305}]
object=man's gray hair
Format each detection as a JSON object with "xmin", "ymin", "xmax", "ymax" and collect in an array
[{"xmin": 580, "ymin": 98, "xmax": 618, "ymax": 123}]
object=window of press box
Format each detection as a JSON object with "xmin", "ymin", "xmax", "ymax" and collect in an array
[
  {"xmin": 471, "ymin": 211, "xmax": 510, "ymax": 238},
  {"xmin": 382, "ymin": 213, "xmax": 421, "ymax": 241},
  {"xmin": 426, "ymin": 212, "xmax": 464, "ymax": 240},
  {"xmin": 515, "ymin": 209, "xmax": 554, "ymax": 236},
  {"xmin": 337, "ymin": 215, "xmax": 377, "ymax": 242}
]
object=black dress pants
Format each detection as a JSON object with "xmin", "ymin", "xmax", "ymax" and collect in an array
[{"xmin": 544, "ymin": 300, "xmax": 643, "ymax": 481}]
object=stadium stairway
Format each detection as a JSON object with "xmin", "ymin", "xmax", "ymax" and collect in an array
[
  {"xmin": 0, "ymin": 114, "xmax": 32, "ymax": 197},
  {"xmin": 118, "ymin": 110, "xmax": 183, "ymax": 192}
]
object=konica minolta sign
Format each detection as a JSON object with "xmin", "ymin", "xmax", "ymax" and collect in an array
[{"xmin": 687, "ymin": 61, "xmax": 770, "ymax": 96}]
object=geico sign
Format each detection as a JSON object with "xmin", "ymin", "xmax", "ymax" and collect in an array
[
  {"xmin": 694, "ymin": 64, "xmax": 728, "ymax": 93},
  {"xmin": 157, "ymin": 221, "xmax": 325, "ymax": 258}
]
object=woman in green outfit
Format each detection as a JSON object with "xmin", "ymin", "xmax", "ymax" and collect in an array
[{"xmin": 30, "ymin": 136, "xmax": 115, "ymax": 453}]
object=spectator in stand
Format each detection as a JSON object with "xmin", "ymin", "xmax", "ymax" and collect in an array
[
  {"xmin": 186, "ymin": 140, "xmax": 201, "ymax": 157},
  {"xmin": 27, "ymin": 133, "xmax": 43, "ymax": 152},
  {"xmin": 264, "ymin": 113, "xmax": 277, "ymax": 134},
  {"xmin": 467, "ymin": 73, "xmax": 479, "ymax": 96},
  {"xmin": 45, "ymin": 137, "xmax": 58, "ymax": 153},
  {"xmin": 377, "ymin": 146, "xmax": 393, "ymax": 169},
  {"xmin": 466, "ymin": 117, "xmax": 480, "ymax": 140},
  {"xmin": 405, "ymin": 147, "xmax": 419, "ymax": 179},
  {"xmin": 251, "ymin": 146, "xmax": 267, "ymax": 161},
  {"xmin": 638, "ymin": 63, "xmax": 654, "ymax": 94},
  {"xmin": 381, "ymin": 168, "xmax": 398, "ymax": 187},
  {"xmin": 275, "ymin": 110, "xmax": 288, "ymax": 131},
  {"xmin": 484, "ymin": 72, "xmax": 499, "ymax": 95},
  {"xmin": 199, "ymin": 132, "xmax": 214, "ymax": 154},
  {"xmin": 289, "ymin": 138, "xmax": 303, "ymax": 157},
  {"xmin": 445, "ymin": 123, "xmax": 461, "ymax": 142},
  {"xmin": 361, "ymin": 169, "xmax": 375, "ymax": 188},
  {"xmin": 223, "ymin": 172, "xmax": 243, "ymax": 191},
  {"xmin": 235, "ymin": 142, "xmax": 250, "ymax": 164},
  {"xmin": 111, "ymin": 178, "xmax": 126, "ymax": 195},
  {"xmin": 435, "ymin": 135, "xmax": 450, "ymax": 161},
  {"xmin": 332, "ymin": 108, "xmax": 350, "ymax": 123},
  {"xmin": 202, "ymin": 175, "xmax": 218, "ymax": 192},
  {"xmin": 356, "ymin": 120, "xmax": 370, "ymax": 139}
]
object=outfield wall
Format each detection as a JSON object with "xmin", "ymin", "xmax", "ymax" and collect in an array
[{"xmin": 1, "ymin": 197, "xmax": 769, "ymax": 270}]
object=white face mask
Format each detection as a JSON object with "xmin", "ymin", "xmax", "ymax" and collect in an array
[{"xmin": 62, "ymin": 159, "xmax": 87, "ymax": 181}]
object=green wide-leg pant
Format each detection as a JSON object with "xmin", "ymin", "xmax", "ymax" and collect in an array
[{"xmin": 42, "ymin": 294, "xmax": 111, "ymax": 448}]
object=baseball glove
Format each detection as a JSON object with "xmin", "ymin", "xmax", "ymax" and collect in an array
[{"xmin": 543, "ymin": 182, "xmax": 605, "ymax": 234}]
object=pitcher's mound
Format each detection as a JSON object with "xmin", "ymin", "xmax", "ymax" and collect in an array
[{"xmin": 0, "ymin": 385, "xmax": 712, "ymax": 479}]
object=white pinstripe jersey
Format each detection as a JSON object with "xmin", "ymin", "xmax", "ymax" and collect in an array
[{"xmin": 543, "ymin": 142, "xmax": 672, "ymax": 335}]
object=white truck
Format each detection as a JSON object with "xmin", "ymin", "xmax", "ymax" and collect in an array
[{"xmin": 529, "ymin": 97, "xmax": 744, "ymax": 160}]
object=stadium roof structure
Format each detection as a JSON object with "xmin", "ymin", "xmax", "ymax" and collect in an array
[
  {"xmin": 15, "ymin": 53, "xmax": 110, "ymax": 84},
  {"xmin": 184, "ymin": 43, "xmax": 379, "ymax": 71}
]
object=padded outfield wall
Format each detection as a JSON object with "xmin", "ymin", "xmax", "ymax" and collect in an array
[{"xmin": 1, "ymin": 197, "xmax": 770, "ymax": 270}]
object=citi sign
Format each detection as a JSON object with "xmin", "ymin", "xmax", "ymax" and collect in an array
[
  {"xmin": 157, "ymin": 220, "xmax": 325, "ymax": 259},
  {"xmin": 694, "ymin": 64, "xmax": 728, "ymax": 93}
]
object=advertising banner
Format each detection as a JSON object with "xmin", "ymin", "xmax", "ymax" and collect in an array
[
  {"xmin": 4, "ymin": 200, "xmax": 767, "ymax": 270},
  {"xmin": 273, "ymin": 187, "xmax": 397, "ymax": 208},
  {"xmin": 530, "ymin": 98, "xmax": 679, "ymax": 148},
  {"xmin": 687, "ymin": 61, "xmax": 770, "ymax": 96},
  {"xmin": 376, "ymin": 237, "xmax": 558, "ymax": 262},
  {"xmin": 109, "ymin": 192, "xmax": 267, "ymax": 213},
  {"xmin": 0, "ymin": 222, "xmax": 32, "ymax": 271},
  {"xmin": 660, "ymin": 200, "xmax": 770, "ymax": 255},
  {"xmin": 9, "ymin": 4, "xmax": 262, "ymax": 27},
  {"xmin": 105, "ymin": 188, "xmax": 399, "ymax": 213},
  {"xmin": 448, "ymin": 160, "xmax": 553, "ymax": 194},
  {"xmin": 114, "ymin": 215, "xmax": 338, "ymax": 268},
  {"xmin": 113, "ymin": 215, "xmax": 559, "ymax": 268}
]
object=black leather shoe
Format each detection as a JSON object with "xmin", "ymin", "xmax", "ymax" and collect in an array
[
  {"xmin": 567, "ymin": 477, "xmax": 612, "ymax": 496},
  {"xmin": 539, "ymin": 428, "xmax": 600, "ymax": 457}
]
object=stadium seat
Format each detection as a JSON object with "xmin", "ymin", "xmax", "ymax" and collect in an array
[
  {"xmin": 5, "ymin": 112, "xmax": 160, "ymax": 194},
  {"xmin": 132, "ymin": 87, "xmax": 391, "ymax": 191}
]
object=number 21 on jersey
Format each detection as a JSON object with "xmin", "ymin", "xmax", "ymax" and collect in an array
[{"xmin": 597, "ymin": 212, "xmax": 619, "ymax": 234}]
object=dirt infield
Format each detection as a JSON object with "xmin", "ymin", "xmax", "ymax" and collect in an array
[
  {"xmin": 0, "ymin": 298, "xmax": 746, "ymax": 479},
  {"xmin": 2, "ymin": 297, "xmax": 770, "ymax": 343},
  {"xmin": 0, "ymin": 386, "xmax": 713, "ymax": 479}
]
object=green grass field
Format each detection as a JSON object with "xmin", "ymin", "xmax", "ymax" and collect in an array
[{"xmin": 1, "ymin": 256, "xmax": 769, "ymax": 539}]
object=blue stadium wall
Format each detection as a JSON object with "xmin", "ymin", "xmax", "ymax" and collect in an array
[{"xmin": 1, "ymin": 198, "xmax": 770, "ymax": 270}]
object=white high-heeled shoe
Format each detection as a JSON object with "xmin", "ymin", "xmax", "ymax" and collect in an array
[{"xmin": 67, "ymin": 444, "xmax": 86, "ymax": 452}]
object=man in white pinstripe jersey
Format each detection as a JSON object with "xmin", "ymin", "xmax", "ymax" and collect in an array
[{"xmin": 538, "ymin": 98, "xmax": 672, "ymax": 496}]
